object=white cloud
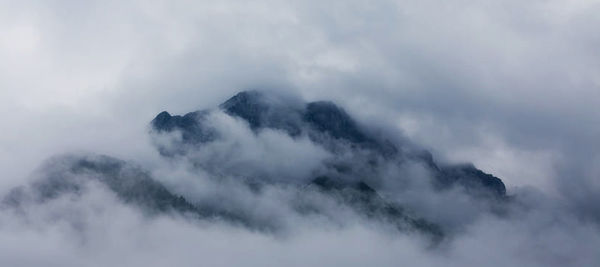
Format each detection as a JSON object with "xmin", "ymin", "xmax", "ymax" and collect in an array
[{"xmin": 1, "ymin": 0, "xmax": 599, "ymax": 266}]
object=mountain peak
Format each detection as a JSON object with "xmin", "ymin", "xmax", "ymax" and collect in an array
[
  {"xmin": 220, "ymin": 90, "xmax": 265, "ymax": 109},
  {"xmin": 219, "ymin": 90, "xmax": 270, "ymax": 129},
  {"xmin": 150, "ymin": 90, "xmax": 507, "ymax": 198},
  {"xmin": 304, "ymin": 101, "xmax": 370, "ymax": 144}
]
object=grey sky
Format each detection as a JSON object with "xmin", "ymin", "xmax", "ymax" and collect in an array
[{"xmin": 0, "ymin": 1, "xmax": 599, "ymax": 266}]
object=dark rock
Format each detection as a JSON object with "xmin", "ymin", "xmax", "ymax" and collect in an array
[
  {"xmin": 303, "ymin": 101, "xmax": 370, "ymax": 144},
  {"xmin": 219, "ymin": 91, "xmax": 270, "ymax": 129},
  {"xmin": 438, "ymin": 164, "xmax": 507, "ymax": 197},
  {"xmin": 220, "ymin": 90, "xmax": 303, "ymax": 136},
  {"xmin": 150, "ymin": 90, "xmax": 507, "ymax": 198},
  {"xmin": 151, "ymin": 110, "xmax": 216, "ymax": 145}
]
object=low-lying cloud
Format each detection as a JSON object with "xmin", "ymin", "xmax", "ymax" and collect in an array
[{"xmin": 1, "ymin": 0, "xmax": 599, "ymax": 266}]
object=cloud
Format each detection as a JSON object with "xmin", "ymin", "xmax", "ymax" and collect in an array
[
  {"xmin": 0, "ymin": 0, "xmax": 599, "ymax": 266},
  {"xmin": 2, "ymin": 175, "xmax": 599, "ymax": 267}
]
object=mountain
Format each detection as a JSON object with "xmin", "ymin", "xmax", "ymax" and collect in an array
[
  {"xmin": 3, "ymin": 154, "xmax": 280, "ymax": 231},
  {"xmin": 152, "ymin": 91, "xmax": 506, "ymax": 197},
  {"xmin": 2, "ymin": 90, "xmax": 508, "ymax": 244},
  {"xmin": 148, "ymin": 90, "xmax": 509, "ymax": 240}
]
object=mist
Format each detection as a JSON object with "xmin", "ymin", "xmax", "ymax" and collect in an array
[{"xmin": 1, "ymin": 0, "xmax": 599, "ymax": 266}]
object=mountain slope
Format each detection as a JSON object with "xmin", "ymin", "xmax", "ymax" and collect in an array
[
  {"xmin": 152, "ymin": 90, "xmax": 506, "ymax": 198},
  {"xmin": 2, "ymin": 90, "xmax": 509, "ymax": 244}
]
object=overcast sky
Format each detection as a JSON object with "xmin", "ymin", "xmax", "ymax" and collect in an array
[
  {"xmin": 2, "ymin": 0, "xmax": 599, "ymax": 193},
  {"xmin": 0, "ymin": 1, "xmax": 599, "ymax": 266}
]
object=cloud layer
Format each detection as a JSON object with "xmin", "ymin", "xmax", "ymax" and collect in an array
[{"xmin": 1, "ymin": 0, "xmax": 599, "ymax": 266}]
